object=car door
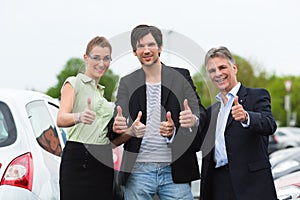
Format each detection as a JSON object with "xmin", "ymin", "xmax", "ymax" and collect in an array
[{"xmin": 26, "ymin": 99, "xmax": 64, "ymax": 199}]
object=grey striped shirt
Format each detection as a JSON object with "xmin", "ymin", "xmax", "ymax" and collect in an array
[{"xmin": 136, "ymin": 82, "xmax": 172, "ymax": 162}]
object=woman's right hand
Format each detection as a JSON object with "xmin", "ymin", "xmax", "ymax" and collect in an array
[{"xmin": 78, "ymin": 98, "xmax": 96, "ymax": 124}]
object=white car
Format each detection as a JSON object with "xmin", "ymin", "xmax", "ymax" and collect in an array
[
  {"xmin": 191, "ymin": 151, "xmax": 202, "ymax": 199},
  {"xmin": 275, "ymin": 171, "xmax": 300, "ymax": 200},
  {"xmin": 0, "ymin": 89, "xmax": 66, "ymax": 200}
]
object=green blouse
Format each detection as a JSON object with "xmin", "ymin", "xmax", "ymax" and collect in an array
[{"xmin": 63, "ymin": 73, "xmax": 113, "ymax": 145}]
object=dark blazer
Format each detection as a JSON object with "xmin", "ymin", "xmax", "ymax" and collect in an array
[
  {"xmin": 108, "ymin": 63, "xmax": 206, "ymax": 185},
  {"xmin": 200, "ymin": 85, "xmax": 278, "ymax": 200}
]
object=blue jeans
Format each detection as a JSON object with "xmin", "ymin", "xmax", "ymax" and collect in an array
[{"xmin": 124, "ymin": 162, "xmax": 194, "ymax": 200}]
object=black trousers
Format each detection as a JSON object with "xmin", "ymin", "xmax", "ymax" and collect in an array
[
  {"xmin": 60, "ymin": 141, "xmax": 114, "ymax": 200},
  {"xmin": 212, "ymin": 164, "xmax": 237, "ymax": 200}
]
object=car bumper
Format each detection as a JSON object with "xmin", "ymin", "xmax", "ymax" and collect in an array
[{"xmin": 0, "ymin": 185, "xmax": 40, "ymax": 200}]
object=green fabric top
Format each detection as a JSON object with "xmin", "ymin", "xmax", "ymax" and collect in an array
[{"xmin": 63, "ymin": 73, "xmax": 113, "ymax": 145}]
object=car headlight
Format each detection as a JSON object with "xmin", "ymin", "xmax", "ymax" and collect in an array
[
  {"xmin": 277, "ymin": 185, "xmax": 300, "ymax": 200},
  {"xmin": 273, "ymin": 160, "xmax": 300, "ymax": 174}
]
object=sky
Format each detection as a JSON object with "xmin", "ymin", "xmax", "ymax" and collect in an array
[{"xmin": 1, "ymin": 0, "xmax": 300, "ymax": 93}]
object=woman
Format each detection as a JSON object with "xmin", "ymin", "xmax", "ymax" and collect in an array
[{"xmin": 57, "ymin": 36, "xmax": 114, "ymax": 200}]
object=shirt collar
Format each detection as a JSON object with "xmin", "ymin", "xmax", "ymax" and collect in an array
[
  {"xmin": 216, "ymin": 82, "xmax": 241, "ymax": 102},
  {"xmin": 77, "ymin": 73, "xmax": 105, "ymax": 90}
]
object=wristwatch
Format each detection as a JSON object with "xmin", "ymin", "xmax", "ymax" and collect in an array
[{"xmin": 76, "ymin": 112, "xmax": 82, "ymax": 124}]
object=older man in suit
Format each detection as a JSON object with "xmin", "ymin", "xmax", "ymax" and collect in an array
[{"xmin": 200, "ymin": 46, "xmax": 278, "ymax": 200}]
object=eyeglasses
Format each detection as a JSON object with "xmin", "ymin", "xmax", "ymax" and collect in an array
[
  {"xmin": 87, "ymin": 54, "xmax": 112, "ymax": 63},
  {"xmin": 136, "ymin": 42, "xmax": 158, "ymax": 51}
]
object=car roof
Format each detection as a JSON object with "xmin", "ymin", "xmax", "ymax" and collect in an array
[
  {"xmin": 276, "ymin": 127, "xmax": 300, "ymax": 135},
  {"xmin": 270, "ymin": 146, "xmax": 300, "ymax": 157},
  {"xmin": 0, "ymin": 88, "xmax": 57, "ymax": 105},
  {"xmin": 277, "ymin": 127, "xmax": 300, "ymax": 131}
]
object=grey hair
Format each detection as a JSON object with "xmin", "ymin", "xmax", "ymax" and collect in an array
[{"xmin": 204, "ymin": 46, "xmax": 235, "ymax": 66}]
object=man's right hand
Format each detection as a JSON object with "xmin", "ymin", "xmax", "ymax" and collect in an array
[
  {"xmin": 130, "ymin": 111, "xmax": 146, "ymax": 138},
  {"xmin": 113, "ymin": 106, "xmax": 128, "ymax": 134}
]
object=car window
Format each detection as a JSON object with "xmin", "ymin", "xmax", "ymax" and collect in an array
[
  {"xmin": 276, "ymin": 131, "xmax": 286, "ymax": 137},
  {"xmin": 26, "ymin": 100, "xmax": 63, "ymax": 157},
  {"xmin": 0, "ymin": 102, "xmax": 17, "ymax": 147},
  {"xmin": 47, "ymin": 101, "xmax": 66, "ymax": 145}
]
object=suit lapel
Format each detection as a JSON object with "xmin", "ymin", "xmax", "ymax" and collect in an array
[
  {"xmin": 161, "ymin": 64, "xmax": 173, "ymax": 107},
  {"xmin": 211, "ymin": 102, "xmax": 220, "ymax": 135},
  {"xmin": 131, "ymin": 69, "xmax": 146, "ymax": 119},
  {"xmin": 236, "ymin": 85, "xmax": 248, "ymax": 106},
  {"xmin": 133, "ymin": 64, "xmax": 175, "ymax": 122},
  {"xmin": 134, "ymin": 64, "xmax": 172, "ymax": 108},
  {"xmin": 201, "ymin": 102, "xmax": 220, "ymax": 157}
]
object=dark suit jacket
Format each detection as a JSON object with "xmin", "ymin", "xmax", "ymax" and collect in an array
[
  {"xmin": 108, "ymin": 63, "xmax": 206, "ymax": 185},
  {"xmin": 200, "ymin": 85, "xmax": 278, "ymax": 200}
]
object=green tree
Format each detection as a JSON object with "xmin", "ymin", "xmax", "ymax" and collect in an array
[
  {"xmin": 235, "ymin": 55, "xmax": 255, "ymax": 86},
  {"xmin": 46, "ymin": 58, "xmax": 119, "ymax": 101},
  {"xmin": 99, "ymin": 68, "xmax": 119, "ymax": 102},
  {"xmin": 290, "ymin": 76, "xmax": 300, "ymax": 126},
  {"xmin": 264, "ymin": 75, "xmax": 287, "ymax": 126},
  {"xmin": 193, "ymin": 67, "xmax": 217, "ymax": 108},
  {"xmin": 266, "ymin": 76, "xmax": 300, "ymax": 127}
]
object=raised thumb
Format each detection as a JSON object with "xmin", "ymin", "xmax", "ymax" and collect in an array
[
  {"xmin": 87, "ymin": 98, "xmax": 91, "ymax": 110},
  {"xmin": 117, "ymin": 106, "xmax": 123, "ymax": 117},
  {"xmin": 135, "ymin": 111, "xmax": 142, "ymax": 125},
  {"xmin": 184, "ymin": 99, "xmax": 190, "ymax": 110},
  {"xmin": 166, "ymin": 111, "xmax": 173, "ymax": 122},
  {"xmin": 234, "ymin": 96, "xmax": 239, "ymax": 106}
]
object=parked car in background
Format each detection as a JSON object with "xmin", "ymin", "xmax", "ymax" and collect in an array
[
  {"xmin": 191, "ymin": 151, "xmax": 202, "ymax": 200},
  {"xmin": 0, "ymin": 89, "xmax": 66, "ymax": 199},
  {"xmin": 113, "ymin": 145, "xmax": 122, "ymax": 171},
  {"xmin": 270, "ymin": 147, "xmax": 300, "ymax": 179},
  {"xmin": 268, "ymin": 127, "xmax": 300, "ymax": 154},
  {"xmin": 275, "ymin": 171, "xmax": 300, "ymax": 200}
]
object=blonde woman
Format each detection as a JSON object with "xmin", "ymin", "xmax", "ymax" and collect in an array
[{"xmin": 57, "ymin": 36, "xmax": 114, "ymax": 200}]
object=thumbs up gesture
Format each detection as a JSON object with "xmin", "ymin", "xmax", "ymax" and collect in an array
[
  {"xmin": 179, "ymin": 99, "xmax": 197, "ymax": 128},
  {"xmin": 130, "ymin": 111, "xmax": 146, "ymax": 138},
  {"xmin": 231, "ymin": 96, "xmax": 248, "ymax": 122},
  {"xmin": 160, "ymin": 111, "xmax": 175, "ymax": 138},
  {"xmin": 80, "ymin": 98, "xmax": 96, "ymax": 124},
  {"xmin": 113, "ymin": 106, "xmax": 128, "ymax": 134}
]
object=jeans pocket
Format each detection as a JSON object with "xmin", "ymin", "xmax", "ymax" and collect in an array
[{"xmin": 132, "ymin": 162, "xmax": 146, "ymax": 172}]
